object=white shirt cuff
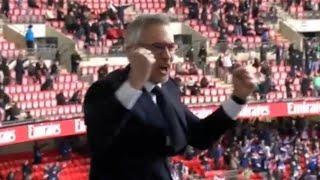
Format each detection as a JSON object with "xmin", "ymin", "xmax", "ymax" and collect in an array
[
  {"xmin": 115, "ymin": 81, "xmax": 142, "ymax": 109},
  {"xmin": 221, "ymin": 98, "xmax": 245, "ymax": 120}
]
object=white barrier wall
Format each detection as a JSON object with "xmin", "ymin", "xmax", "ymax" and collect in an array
[
  {"xmin": 285, "ymin": 19, "xmax": 320, "ymax": 32},
  {"xmin": 9, "ymin": 24, "xmax": 46, "ymax": 37}
]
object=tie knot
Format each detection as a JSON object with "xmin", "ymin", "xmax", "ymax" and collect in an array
[{"xmin": 151, "ymin": 85, "xmax": 162, "ymax": 96}]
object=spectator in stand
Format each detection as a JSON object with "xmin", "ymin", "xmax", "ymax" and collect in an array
[
  {"xmin": 69, "ymin": 90, "xmax": 82, "ymax": 104},
  {"xmin": 290, "ymin": 47, "xmax": 303, "ymax": 75},
  {"xmin": 5, "ymin": 102, "xmax": 21, "ymax": 121},
  {"xmin": 275, "ymin": 44, "xmax": 284, "ymax": 65},
  {"xmin": 71, "ymin": 52, "xmax": 81, "ymax": 73},
  {"xmin": 176, "ymin": 63, "xmax": 188, "ymax": 75},
  {"xmin": 106, "ymin": 3, "xmax": 118, "ymax": 20},
  {"xmin": 56, "ymin": 7, "xmax": 65, "ymax": 21},
  {"xmin": 15, "ymin": 55, "xmax": 27, "ymax": 85},
  {"xmin": 1, "ymin": 0, "xmax": 9, "ymax": 17},
  {"xmin": 301, "ymin": 74, "xmax": 312, "ymax": 97},
  {"xmin": 285, "ymin": 0, "xmax": 293, "ymax": 11},
  {"xmin": 43, "ymin": 163, "xmax": 63, "ymax": 180},
  {"xmin": 198, "ymin": 44, "xmax": 207, "ymax": 65},
  {"xmin": 41, "ymin": 76, "xmax": 54, "ymax": 91},
  {"xmin": 16, "ymin": 0, "xmax": 22, "ymax": 7},
  {"xmin": 97, "ymin": 65, "xmax": 109, "ymax": 80},
  {"xmin": 0, "ymin": 58, "xmax": 10, "ymax": 86},
  {"xmin": 56, "ymin": 91, "xmax": 67, "ymax": 105},
  {"xmin": 22, "ymin": 160, "xmax": 32, "ymax": 180},
  {"xmin": 238, "ymin": 0, "xmax": 249, "ymax": 13},
  {"xmin": 57, "ymin": 0, "xmax": 64, "ymax": 7},
  {"xmin": 27, "ymin": 62, "xmax": 36, "ymax": 78},
  {"xmin": 25, "ymin": 111, "xmax": 32, "ymax": 119},
  {"xmin": 34, "ymin": 62, "xmax": 43, "ymax": 83},
  {"xmin": 226, "ymin": 10, "xmax": 237, "ymax": 25},
  {"xmin": 90, "ymin": 19, "xmax": 100, "ymax": 43},
  {"xmin": 200, "ymin": 6, "xmax": 208, "ymax": 24},
  {"xmin": 230, "ymin": 151, "xmax": 240, "ymax": 169},
  {"xmin": 313, "ymin": 74, "xmax": 320, "ymax": 96},
  {"xmin": 251, "ymin": 0, "xmax": 260, "ymax": 19},
  {"xmin": 200, "ymin": 76, "xmax": 209, "ymax": 88},
  {"xmin": 257, "ymin": 75, "xmax": 273, "ymax": 100},
  {"xmin": 215, "ymin": 58, "xmax": 224, "ymax": 80},
  {"xmin": 33, "ymin": 142, "xmax": 46, "ymax": 164},
  {"xmin": 64, "ymin": 12, "xmax": 77, "ymax": 33},
  {"xmin": 28, "ymin": 0, "xmax": 39, "ymax": 8},
  {"xmin": 218, "ymin": 28, "xmax": 228, "ymax": 43},
  {"xmin": 25, "ymin": 25, "xmax": 35, "ymax": 52},
  {"xmin": 189, "ymin": 63, "xmax": 198, "ymax": 75},
  {"xmin": 255, "ymin": 17, "xmax": 264, "ymax": 35},
  {"xmin": 309, "ymin": 49, "xmax": 318, "ymax": 75},
  {"xmin": 233, "ymin": 39, "xmax": 245, "ymax": 55},
  {"xmin": 189, "ymin": 83, "xmax": 201, "ymax": 96},
  {"xmin": 6, "ymin": 171, "xmax": 15, "ymax": 180},
  {"xmin": 243, "ymin": 22, "xmax": 255, "ymax": 36},
  {"xmin": 211, "ymin": 0, "xmax": 220, "ymax": 11},
  {"xmin": 268, "ymin": 6, "xmax": 278, "ymax": 23},
  {"xmin": 50, "ymin": 62, "xmax": 59, "ymax": 77},
  {"xmin": 223, "ymin": 0, "xmax": 235, "ymax": 12},
  {"xmin": 213, "ymin": 144, "xmax": 224, "ymax": 169},
  {"xmin": 59, "ymin": 141, "xmax": 72, "ymax": 160},
  {"xmin": 261, "ymin": 30, "xmax": 269, "ymax": 43},
  {"xmin": 186, "ymin": 47, "xmax": 194, "ymax": 62},
  {"xmin": 55, "ymin": 50, "xmax": 61, "ymax": 65},
  {"xmin": 173, "ymin": 77, "xmax": 186, "ymax": 95},
  {"xmin": 221, "ymin": 52, "xmax": 233, "ymax": 82},
  {"xmin": 187, "ymin": 0, "xmax": 199, "ymax": 19},
  {"xmin": 0, "ymin": 89, "xmax": 10, "ymax": 108},
  {"xmin": 47, "ymin": 0, "xmax": 53, "ymax": 7},
  {"xmin": 260, "ymin": 44, "xmax": 267, "ymax": 62},
  {"xmin": 285, "ymin": 75, "xmax": 293, "ymax": 98},
  {"xmin": 41, "ymin": 61, "xmax": 49, "ymax": 76},
  {"xmin": 115, "ymin": 3, "xmax": 132, "ymax": 26},
  {"xmin": 304, "ymin": 0, "xmax": 313, "ymax": 11},
  {"xmin": 235, "ymin": 16, "xmax": 243, "ymax": 36},
  {"xmin": 211, "ymin": 10, "xmax": 220, "ymax": 30}
]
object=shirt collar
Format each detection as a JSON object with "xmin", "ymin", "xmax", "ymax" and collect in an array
[{"xmin": 144, "ymin": 81, "xmax": 161, "ymax": 92}]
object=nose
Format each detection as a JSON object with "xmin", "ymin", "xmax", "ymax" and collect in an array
[{"xmin": 160, "ymin": 47, "xmax": 172, "ymax": 62}]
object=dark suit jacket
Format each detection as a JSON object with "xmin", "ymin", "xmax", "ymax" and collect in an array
[{"xmin": 84, "ymin": 66, "xmax": 237, "ymax": 180}]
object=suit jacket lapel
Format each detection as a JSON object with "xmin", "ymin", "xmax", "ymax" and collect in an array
[
  {"xmin": 131, "ymin": 91, "xmax": 169, "ymax": 129},
  {"xmin": 119, "ymin": 66, "xmax": 169, "ymax": 129},
  {"xmin": 160, "ymin": 85, "xmax": 187, "ymax": 132}
]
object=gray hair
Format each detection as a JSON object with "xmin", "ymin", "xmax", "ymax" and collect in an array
[{"xmin": 125, "ymin": 14, "xmax": 171, "ymax": 49}]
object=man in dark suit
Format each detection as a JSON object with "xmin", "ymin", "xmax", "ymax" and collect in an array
[
  {"xmin": 84, "ymin": 14, "xmax": 255, "ymax": 180},
  {"xmin": 56, "ymin": 91, "xmax": 67, "ymax": 105}
]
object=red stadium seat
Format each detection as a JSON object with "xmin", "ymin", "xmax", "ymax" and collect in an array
[
  {"xmin": 191, "ymin": 96, "xmax": 197, "ymax": 104},
  {"xmin": 198, "ymin": 96, "xmax": 205, "ymax": 104}
]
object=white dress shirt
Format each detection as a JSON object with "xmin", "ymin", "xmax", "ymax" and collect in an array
[{"xmin": 115, "ymin": 80, "xmax": 244, "ymax": 120}]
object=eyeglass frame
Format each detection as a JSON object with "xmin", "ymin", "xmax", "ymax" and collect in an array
[{"xmin": 137, "ymin": 42, "xmax": 178, "ymax": 54}]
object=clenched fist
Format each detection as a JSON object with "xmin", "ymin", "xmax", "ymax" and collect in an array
[
  {"xmin": 127, "ymin": 47, "xmax": 156, "ymax": 90},
  {"xmin": 232, "ymin": 67, "xmax": 256, "ymax": 101}
]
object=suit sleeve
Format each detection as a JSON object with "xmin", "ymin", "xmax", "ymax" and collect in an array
[
  {"xmin": 83, "ymin": 80, "xmax": 132, "ymax": 155},
  {"xmin": 185, "ymin": 104, "xmax": 238, "ymax": 150},
  {"xmin": 167, "ymin": 79, "xmax": 242, "ymax": 150}
]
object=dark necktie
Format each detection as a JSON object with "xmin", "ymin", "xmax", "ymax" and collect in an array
[{"xmin": 151, "ymin": 86, "xmax": 186, "ymax": 152}]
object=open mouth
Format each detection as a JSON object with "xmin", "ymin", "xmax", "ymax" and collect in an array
[{"xmin": 159, "ymin": 65, "xmax": 169, "ymax": 74}]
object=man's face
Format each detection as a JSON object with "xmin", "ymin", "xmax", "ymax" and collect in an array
[{"xmin": 139, "ymin": 24, "xmax": 175, "ymax": 84}]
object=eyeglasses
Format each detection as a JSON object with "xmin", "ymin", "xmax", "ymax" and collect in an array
[{"xmin": 139, "ymin": 42, "xmax": 177, "ymax": 54}]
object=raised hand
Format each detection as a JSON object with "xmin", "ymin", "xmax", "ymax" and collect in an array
[{"xmin": 127, "ymin": 47, "xmax": 156, "ymax": 90}]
